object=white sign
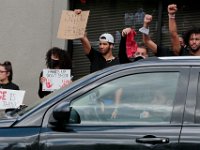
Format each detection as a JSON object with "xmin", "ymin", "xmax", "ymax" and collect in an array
[
  {"xmin": 42, "ymin": 69, "xmax": 71, "ymax": 91},
  {"xmin": 0, "ymin": 89, "xmax": 25, "ymax": 109}
]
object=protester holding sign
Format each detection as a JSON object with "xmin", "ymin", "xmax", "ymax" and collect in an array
[
  {"xmin": 74, "ymin": 9, "xmax": 119, "ymax": 73},
  {"xmin": 42, "ymin": 69, "xmax": 71, "ymax": 91},
  {"xmin": 38, "ymin": 47, "xmax": 72, "ymax": 98},
  {"xmin": 0, "ymin": 61, "xmax": 22, "ymax": 118}
]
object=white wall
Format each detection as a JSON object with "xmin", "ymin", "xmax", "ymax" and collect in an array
[{"xmin": 0, "ymin": 0, "xmax": 68, "ymax": 106}]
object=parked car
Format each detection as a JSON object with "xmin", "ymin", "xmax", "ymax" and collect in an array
[{"xmin": 1, "ymin": 56, "xmax": 200, "ymax": 150}]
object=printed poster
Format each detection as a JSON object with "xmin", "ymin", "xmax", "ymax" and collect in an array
[
  {"xmin": 42, "ymin": 69, "xmax": 71, "ymax": 91},
  {"xmin": 0, "ymin": 89, "xmax": 25, "ymax": 109}
]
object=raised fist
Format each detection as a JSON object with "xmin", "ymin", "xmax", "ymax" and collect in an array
[
  {"xmin": 168, "ymin": 4, "xmax": 177, "ymax": 15},
  {"xmin": 144, "ymin": 14, "xmax": 152, "ymax": 26}
]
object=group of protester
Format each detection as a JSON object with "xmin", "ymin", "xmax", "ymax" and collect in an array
[
  {"xmin": 1, "ymin": 3, "xmax": 199, "ymax": 101},
  {"xmin": 75, "ymin": 3, "xmax": 200, "ymax": 75},
  {"xmin": 73, "ymin": 3, "xmax": 200, "ymax": 118}
]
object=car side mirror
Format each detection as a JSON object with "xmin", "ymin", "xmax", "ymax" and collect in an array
[
  {"xmin": 53, "ymin": 101, "xmax": 80, "ymax": 124},
  {"xmin": 53, "ymin": 101, "xmax": 71, "ymax": 123}
]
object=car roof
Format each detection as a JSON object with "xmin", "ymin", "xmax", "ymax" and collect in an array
[
  {"xmin": 74, "ymin": 56, "xmax": 200, "ymax": 83},
  {"xmin": 121, "ymin": 56, "xmax": 200, "ymax": 68},
  {"xmin": 158, "ymin": 56, "xmax": 200, "ymax": 60},
  {"xmin": 88, "ymin": 56, "xmax": 200, "ymax": 76}
]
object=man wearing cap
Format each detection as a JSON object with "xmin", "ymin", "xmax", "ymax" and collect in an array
[
  {"xmin": 75, "ymin": 9, "xmax": 119, "ymax": 73},
  {"xmin": 80, "ymin": 32, "xmax": 119, "ymax": 73}
]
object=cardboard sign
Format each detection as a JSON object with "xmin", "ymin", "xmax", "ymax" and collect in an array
[
  {"xmin": 0, "ymin": 89, "xmax": 25, "ymax": 109},
  {"xmin": 57, "ymin": 10, "xmax": 90, "ymax": 40},
  {"xmin": 42, "ymin": 69, "xmax": 71, "ymax": 91}
]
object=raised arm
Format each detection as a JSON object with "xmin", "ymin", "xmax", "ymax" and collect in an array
[
  {"xmin": 80, "ymin": 33, "xmax": 92, "ymax": 55},
  {"xmin": 74, "ymin": 9, "xmax": 91, "ymax": 55},
  {"xmin": 168, "ymin": 4, "xmax": 181, "ymax": 56},
  {"xmin": 118, "ymin": 28, "xmax": 132, "ymax": 64},
  {"xmin": 140, "ymin": 14, "xmax": 158, "ymax": 54}
]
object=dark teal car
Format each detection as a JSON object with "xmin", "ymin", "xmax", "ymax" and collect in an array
[{"xmin": 0, "ymin": 57, "xmax": 200, "ymax": 150}]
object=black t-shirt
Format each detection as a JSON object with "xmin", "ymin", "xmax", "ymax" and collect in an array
[
  {"xmin": 87, "ymin": 47, "xmax": 120, "ymax": 73},
  {"xmin": 156, "ymin": 45, "xmax": 175, "ymax": 57},
  {"xmin": 156, "ymin": 45, "xmax": 190, "ymax": 56},
  {"xmin": 180, "ymin": 46, "xmax": 190, "ymax": 56},
  {"xmin": 0, "ymin": 82, "xmax": 19, "ymax": 90}
]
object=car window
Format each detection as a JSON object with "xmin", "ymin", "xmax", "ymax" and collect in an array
[{"xmin": 70, "ymin": 72, "xmax": 180, "ymax": 125}]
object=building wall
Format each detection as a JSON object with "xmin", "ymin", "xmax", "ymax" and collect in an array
[{"xmin": 0, "ymin": 0, "xmax": 68, "ymax": 106}]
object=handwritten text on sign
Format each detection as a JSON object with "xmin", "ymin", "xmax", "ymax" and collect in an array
[
  {"xmin": 0, "ymin": 89, "xmax": 25, "ymax": 109},
  {"xmin": 42, "ymin": 69, "xmax": 71, "ymax": 91},
  {"xmin": 57, "ymin": 10, "xmax": 90, "ymax": 40}
]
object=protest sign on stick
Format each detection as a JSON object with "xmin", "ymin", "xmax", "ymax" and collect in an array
[
  {"xmin": 57, "ymin": 10, "xmax": 90, "ymax": 39},
  {"xmin": 0, "ymin": 89, "xmax": 25, "ymax": 109},
  {"xmin": 42, "ymin": 69, "xmax": 71, "ymax": 91}
]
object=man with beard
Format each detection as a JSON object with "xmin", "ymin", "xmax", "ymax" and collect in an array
[
  {"xmin": 178, "ymin": 27, "xmax": 200, "ymax": 56},
  {"xmin": 75, "ymin": 9, "xmax": 119, "ymax": 73},
  {"xmin": 167, "ymin": 4, "xmax": 200, "ymax": 56},
  {"xmin": 79, "ymin": 32, "xmax": 121, "ymax": 119},
  {"xmin": 80, "ymin": 33, "xmax": 119, "ymax": 73}
]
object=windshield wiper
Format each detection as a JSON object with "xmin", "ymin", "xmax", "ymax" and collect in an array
[{"xmin": 5, "ymin": 104, "xmax": 28, "ymax": 118}]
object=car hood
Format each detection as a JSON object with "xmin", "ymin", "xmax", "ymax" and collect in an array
[{"xmin": 0, "ymin": 118, "xmax": 16, "ymax": 128}]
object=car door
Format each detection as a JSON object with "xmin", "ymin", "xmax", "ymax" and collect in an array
[
  {"xmin": 179, "ymin": 67, "xmax": 200, "ymax": 149},
  {"xmin": 41, "ymin": 66, "xmax": 190, "ymax": 150}
]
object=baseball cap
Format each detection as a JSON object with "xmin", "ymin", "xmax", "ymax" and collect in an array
[{"xmin": 99, "ymin": 33, "xmax": 114, "ymax": 44}]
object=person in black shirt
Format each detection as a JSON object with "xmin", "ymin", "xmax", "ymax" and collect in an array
[
  {"xmin": 0, "ymin": 61, "xmax": 19, "ymax": 90},
  {"xmin": 0, "ymin": 61, "xmax": 20, "ymax": 118},
  {"xmin": 75, "ymin": 9, "xmax": 119, "ymax": 73},
  {"xmin": 38, "ymin": 47, "xmax": 72, "ymax": 98},
  {"xmin": 80, "ymin": 32, "xmax": 119, "ymax": 73},
  {"xmin": 140, "ymin": 4, "xmax": 200, "ymax": 57},
  {"xmin": 168, "ymin": 4, "xmax": 200, "ymax": 56},
  {"xmin": 139, "ymin": 14, "xmax": 175, "ymax": 57}
]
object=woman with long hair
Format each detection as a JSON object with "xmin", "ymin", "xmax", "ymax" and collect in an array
[{"xmin": 38, "ymin": 47, "xmax": 72, "ymax": 98}]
